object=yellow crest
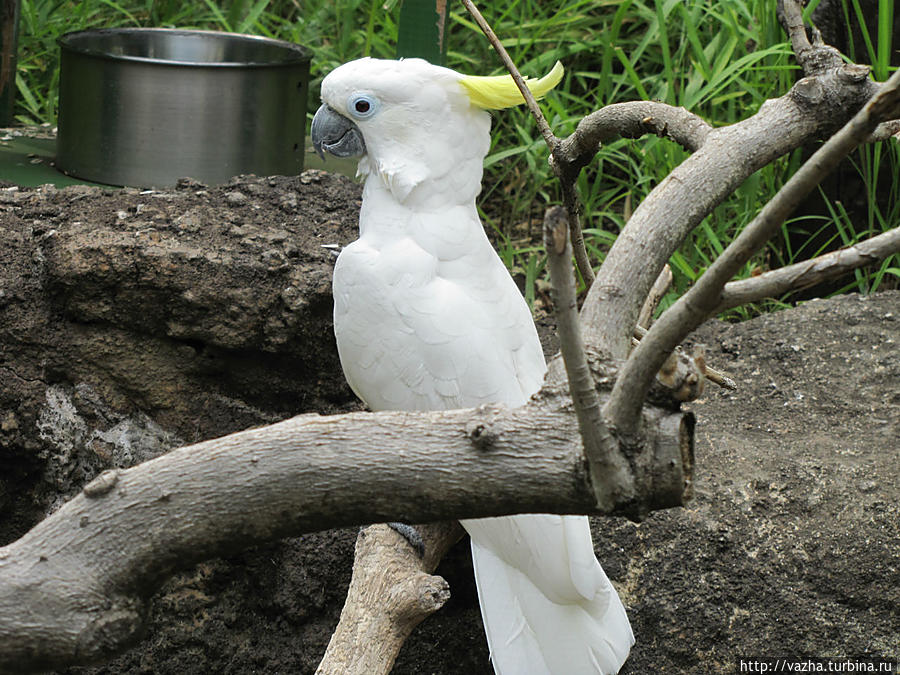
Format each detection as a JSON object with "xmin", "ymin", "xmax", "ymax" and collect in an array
[{"xmin": 459, "ymin": 61, "xmax": 564, "ymax": 110}]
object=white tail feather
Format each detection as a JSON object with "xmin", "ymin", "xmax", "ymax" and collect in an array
[{"xmin": 464, "ymin": 515, "xmax": 634, "ymax": 675}]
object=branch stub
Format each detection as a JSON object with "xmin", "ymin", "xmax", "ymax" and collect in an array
[
  {"xmin": 465, "ymin": 418, "xmax": 499, "ymax": 450},
  {"xmin": 83, "ymin": 470, "xmax": 120, "ymax": 498}
]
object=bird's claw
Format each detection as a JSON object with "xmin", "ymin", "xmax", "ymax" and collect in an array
[{"xmin": 387, "ymin": 522, "xmax": 425, "ymax": 558}]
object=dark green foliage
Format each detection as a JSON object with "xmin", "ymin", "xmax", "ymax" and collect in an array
[
  {"xmin": 397, "ymin": 0, "xmax": 449, "ymax": 64},
  {"xmin": 13, "ymin": 0, "xmax": 899, "ymax": 314}
]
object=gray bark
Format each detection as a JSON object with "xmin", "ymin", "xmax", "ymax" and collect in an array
[
  {"xmin": 315, "ymin": 522, "xmax": 464, "ymax": 674},
  {"xmin": 606, "ymin": 66, "xmax": 900, "ymax": 435},
  {"xmin": 715, "ymin": 227, "xmax": 900, "ymax": 313},
  {"xmin": 578, "ymin": 65, "xmax": 880, "ymax": 367},
  {"xmin": 0, "ymin": 390, "xmax": 690, "ymax": 672}
]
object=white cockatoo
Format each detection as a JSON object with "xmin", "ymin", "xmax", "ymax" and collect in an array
[{"xmin": 311, "ymin": 57, "xmax": 634, "ymax": 674}]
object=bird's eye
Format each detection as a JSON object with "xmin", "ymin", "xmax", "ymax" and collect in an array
[{"xmin": 348, "ymin": 94, "xmax": 378, "ymax": 119}]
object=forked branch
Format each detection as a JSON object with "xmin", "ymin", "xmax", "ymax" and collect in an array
[
  {"xmin": 465, "ymin": 0, "xmax": 899, "ymax": 429},
  {"xmin": 316, "ymin": 522, "xmax": 465, "ymax": 674},
  {"xmin": 606, "ymin": 65, "xmax": 900, "ymax": 434}
]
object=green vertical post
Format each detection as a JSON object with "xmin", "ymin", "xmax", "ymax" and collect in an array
[
  {"xmin": 0, "ymin": 0, "xmax": 20, "ymax": 125},
  {"xmin": 396, "ymin": 0, "xmax": 450, "ymax": 65}
]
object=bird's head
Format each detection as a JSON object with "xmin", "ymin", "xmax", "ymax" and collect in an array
[{"xmin": 311, "ymin": 57, "xmax": 563, "ymax": 202}]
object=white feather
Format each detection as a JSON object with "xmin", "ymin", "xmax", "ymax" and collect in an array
[{"xmin": 324, "ymin": 57, "xmax": 634, "ymax": 674}]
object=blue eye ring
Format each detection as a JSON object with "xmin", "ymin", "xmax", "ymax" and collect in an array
[{"xmin": 347, "ymin": 94, "xmax": 378, "ymax": 119}]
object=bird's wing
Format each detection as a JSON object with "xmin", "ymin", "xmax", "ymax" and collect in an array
[{"xmin": 333, "ymin": 233, "xmax": 545, "ymax": 412}]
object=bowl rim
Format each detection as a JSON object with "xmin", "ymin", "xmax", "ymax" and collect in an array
[{"xmin": 58, "ymin": 27, "xmax": 312, "ymax": 68}]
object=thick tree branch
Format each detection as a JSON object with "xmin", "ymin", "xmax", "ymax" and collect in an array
[
  {"xmin": 606, "ymin": 67, "xmax": 900, "ymax": 435},
  {"xmin": 576, "ymin": 0, "xmax": 889, "ymax": 371},
  {"xmin": 580, "ymin": 62, "xmax": 883, "ymax": 367},
  {"xmin": 0, "ymin": 393, "xmax": 690, "ymax": 672},
  {"xmin": 556, "ymin": 102, "xmax": 712, "ymax": 174},
  {"xmin": 714, "ymin": 226, "xmax": 900, "ymax": 313},
  {"xmin": 316, "ymin": 522, "xmax": 464, "ymax": 674}
]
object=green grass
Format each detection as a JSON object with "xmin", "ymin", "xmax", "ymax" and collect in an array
[
  {"xmin": 14, "ymin": 0, "xmax": 401, "ymax": 125},
  {"xmin": 12, "ymin": 0, "xmax": 900, "ymax": 316}
]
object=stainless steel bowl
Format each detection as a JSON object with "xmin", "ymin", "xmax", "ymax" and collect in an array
[{"xmin": 57, "ymin": 28, "xmax": 311, "ymax": 187}]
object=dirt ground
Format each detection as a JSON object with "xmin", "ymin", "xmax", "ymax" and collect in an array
[{"xmin": 0, "ymin": 173, "xmax": 897, "ymax": 674}]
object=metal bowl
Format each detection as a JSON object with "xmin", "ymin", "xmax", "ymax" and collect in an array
[{"xmin": 57, "ymin": 28, "xmax": 311, "ymax": 187}]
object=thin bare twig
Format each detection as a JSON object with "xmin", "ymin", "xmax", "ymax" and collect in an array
[
  {"xmin": 558, "ymin": 181, "xmax": 595, "ymax": 288},
  {"xmin": 779, "ymin": 0, "xmax": 844, "ymax": 76},
  {"xmin": 714, "ymin": 227, "xmax": 900, "ymax": 313},
  {"xmin": 637, "ymin": 264, "xmax": 673, "ymax": 329},
  {"xmin": 699, "ymin": 363, "xmax": 737, "ymax": 391},
  {"xmin": 461, "ymin": 0, "xmax": 596, "ymax": 287},
  {"xmin": 632, "ymin": 326, "xmax": 737, "ymax": 391},
  {"xmin": 543, "ymin": 206, "xmax": 632, "ymax": 511},
  {"xmin": 780, "ymin": 0, "xmax": 813, "ymax": 58},
  {"xmin": 459, "ymin": 0, "xmax": 556, "ymax": 150},
  {"xmin": 605, "ymin": 65, "xmax": 900, "ymax": 436}
]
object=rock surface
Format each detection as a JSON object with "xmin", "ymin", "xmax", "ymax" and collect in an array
[
  {"xmin": 1, "ymin": 173, "xmax": 361, "ymax": 529},
  {"xmin": 0, "ymin": 175, "xmax": 896, "ymax": 673}
]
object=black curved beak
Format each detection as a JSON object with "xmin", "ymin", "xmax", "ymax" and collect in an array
[{"xmin": 311, "ymin": 104, "xmax": 366, "ymax": 160}]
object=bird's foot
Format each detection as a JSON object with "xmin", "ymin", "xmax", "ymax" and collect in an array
[
  {"xmin": 320, "ymin": 243, "xmax": 342, "ymax": 258},
  {"xmin": 386, "ymin": 522, "xmax": 425, "ymax": 558}
]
